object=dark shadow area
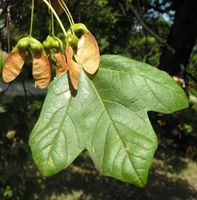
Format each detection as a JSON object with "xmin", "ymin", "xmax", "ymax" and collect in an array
[
  {"xmin": 0, "ymin": 95, "xmax": 197, "ymax": 200},
  {"xmin": 39, "ymin": 153, "xmax": 197, "ymax": 200}
]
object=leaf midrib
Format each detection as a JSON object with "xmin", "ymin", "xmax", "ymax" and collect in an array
[{"xmin": 86, "ymin": 72, "xmax": 143, "ymax": 186}]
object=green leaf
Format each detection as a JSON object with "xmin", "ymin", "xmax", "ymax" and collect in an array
[
  {"xmin": 29, "ymin": 55, "xmax": 188, "ymax": 187},
  {"xmin": 0, "ymin": 50, "xmax": 8, "ymax": 74}
]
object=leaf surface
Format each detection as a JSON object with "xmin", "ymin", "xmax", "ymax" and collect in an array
[{"xmin": 29, "ymin": 55, "xmax": 188, "ymax": 187}]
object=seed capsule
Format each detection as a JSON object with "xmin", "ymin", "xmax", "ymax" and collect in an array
[
  {"xmin": 17, "ymin": 37, "xmax": 30, "ymax": 49},
  {"xmin": 66, "ymin": 34, "xmax": 79, "ymax": 48},
  {"xmin": 53, "ymin": 36, "xmax": 64, "ymax": 50},
  {"xmin": 68, "ymin": 23, "xmax": 89, "ymax": 37},
  {"xmin": 43, "ymin": 36, "xmax": 52, "ymax": 49},
  {"xmin": 30, "ymin": 38, "xmax": 44, "ymax": 52},
  {"xmin": 2, "ymin": 50, "xmax": 25, "ymax": 83}
]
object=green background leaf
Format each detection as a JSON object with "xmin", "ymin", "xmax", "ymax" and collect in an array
[
  {"xmin": 29, "ymin": 55, "xmax": 188, "ymax": 187},
  {"xmin": 0, "ymin": 50, "xmax": 8, "ymax": 74}
]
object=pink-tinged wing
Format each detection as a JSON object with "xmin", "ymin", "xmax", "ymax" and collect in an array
[
  {"xmin": 77, "ymin": 32, "xmax": 100, "ymax": 74},
  {"xmin": 54, "ymin": 52, "xmax": 68, "ymax": 76},
  {"xmin": 66, "ymin": 47, "xmax": 80, "ymax": 90},
  {"xmin": 32, "ymin": 53, "xmax": 51, "ymax": 89},
  {"xmin": 2, "ymin": 50, "xmax": 25, "ymax": 83}
]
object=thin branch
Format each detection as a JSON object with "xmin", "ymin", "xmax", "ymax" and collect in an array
[
  {"xmin": 21, "ymin": 80, "xmax": 28, "ymax": 97},
  {"xmin": 29, "ymin": 0, "xmax": 34, "ymax": 37},
  {"xmin": 0, "ymin": 84, "xmax": 10, "ymax": 95},
  {"xmin": 186, "ymin": 72, "xmax": 197, "ymax": 83},
  {"xmin": 143, "ymin": 44, "xmax": 160, "ymax": 63},
  {"xmin": 6, "ymin": 5, "xmax": 11, "ymax": 52},
  {"xmin": 130, "ymin": 5, "xmax": 175, "ymax": 54}
]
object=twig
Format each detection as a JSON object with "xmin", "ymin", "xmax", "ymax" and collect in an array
[
  {"xmin": 130, "ymin": 5, "xmax": 175, "ymax": 54},
  {"xmin": 186, "ymin": 72, "xmax": 197, "ymax": 83},
  {"xmin": 21, "ymin": 80, "xmax": 28, "ymax": 97},
  {"xmin": 6, "ymin": 5, "xmax": 11, "ymax": 52},
  {"xmin": 0, "ymin": 84, "xmax": 10, "ymax": 95},
  {"xmin": 143, "ymin": 44, "xmax": 160, "ymax": 62}
]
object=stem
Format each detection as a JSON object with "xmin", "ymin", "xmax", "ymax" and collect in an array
[
  {"xmin": 51, "ymin": 9, "xmax": 55, "ymax": 35},
  {"xmin": 48, "ymin": 0, "xmax": 55, "ymax": 36},
  {"xmin": 29, "ymin": 0, "xmax": 35, "ymax": 36},
  {"xmin": 59, "ymin": 0, "xmax": 75, "ymax": 25},
  {"xmin": 57, "ymin": 0, "xmax": 75, "ymax": 34},
  {"xmin": 57, "ymin": 0, "xmax": 72, "ymax": 27},
  {"xmin": 42, "ymin": 0, "xmax": 67, "ymax": 37}
]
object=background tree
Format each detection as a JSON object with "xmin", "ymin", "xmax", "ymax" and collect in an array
[{"xmin": 0, "ymin": 0, "xmax": 197, "ymax": 199}]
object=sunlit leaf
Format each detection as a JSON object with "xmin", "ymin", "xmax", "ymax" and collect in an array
[{"xmin": 29, "ymin": 55, "xmax": 188, "ymax": 187}]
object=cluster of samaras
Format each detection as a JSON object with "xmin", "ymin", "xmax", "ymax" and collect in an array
[{"xmin": 2, "ymin": 23, "xmax": 100, "ymax": 90}]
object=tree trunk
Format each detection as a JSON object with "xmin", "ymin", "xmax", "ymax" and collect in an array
[{"xmin": 159, "ymin": 0, "xmax": 197, "ymax": 76}]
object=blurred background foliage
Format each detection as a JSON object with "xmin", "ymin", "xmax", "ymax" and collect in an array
[{"xmin": 0, "ymin": 0, "xmax": 197, "ymax": 199}]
